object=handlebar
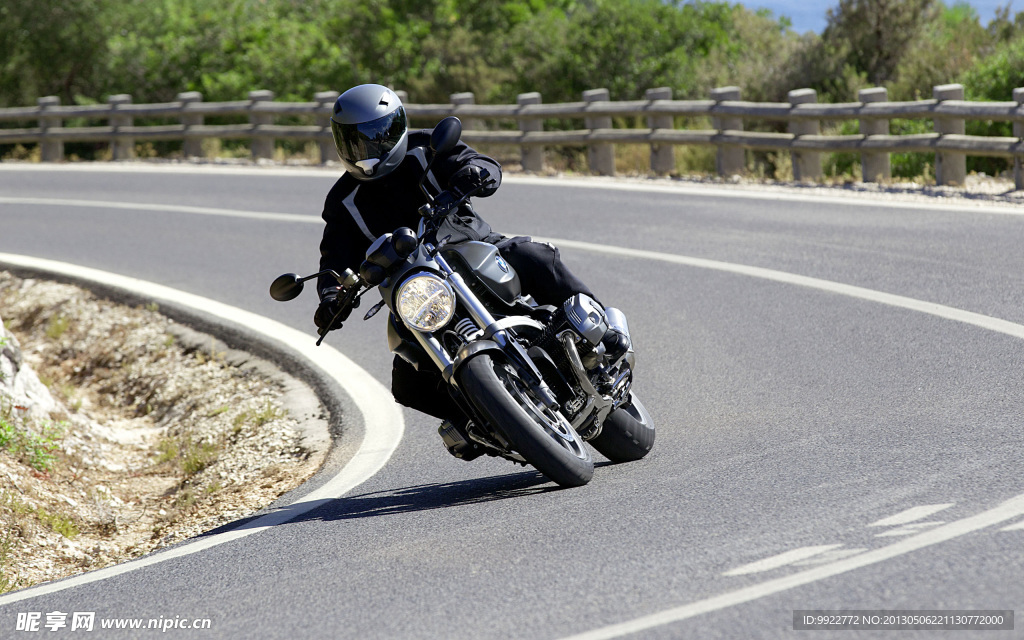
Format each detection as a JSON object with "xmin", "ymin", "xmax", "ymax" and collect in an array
[
  {"xmin": 419, "ymin": 170, "xmax": 496, "ymax": 223},
  {"xmin": 314, "ymin": 171, "xmax": 495, "ymax": 345}
]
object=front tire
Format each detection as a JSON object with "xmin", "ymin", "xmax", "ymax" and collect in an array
[
  {"xmin": 588, "ymin": 392, "xmax": 655, "ymax": 462},
  {"xmin": 458, "ymin": 355, "xmax": 594, "ymax": 487}
]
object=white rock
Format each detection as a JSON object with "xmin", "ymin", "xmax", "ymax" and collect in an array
[{"xmin": 10, "ymin": 363, "xmax": 58, "ymax": 419}]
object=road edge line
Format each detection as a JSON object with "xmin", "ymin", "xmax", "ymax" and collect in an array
[{"xmin": 0, "ymin": 253, "xmax": 404, "ymax": 605}]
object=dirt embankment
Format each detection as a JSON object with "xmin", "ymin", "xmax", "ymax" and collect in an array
[{"xmin": 0, "ymin": 272, "xmax": 328, "ymax": 592}]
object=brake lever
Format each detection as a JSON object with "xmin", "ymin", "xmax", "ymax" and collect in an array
[
  {"xmin": 430, "ymin": 177, "xmax": 498, "ymax": 221},
  {"xmin": 315, "ymin": 281, "xmax": 366, "ymax": 346}
]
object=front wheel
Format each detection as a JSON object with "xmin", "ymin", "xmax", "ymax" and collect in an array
[
  {"xmin": 458, "ymin": 355, "xmax": 594, "ymax": 487},
  {"xmin": 588, "ymin": 392, "xmax": 655, "ymax": 463}
]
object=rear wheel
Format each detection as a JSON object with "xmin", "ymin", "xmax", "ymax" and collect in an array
[
  {"xmin": 458, "ymin": 354, "xmax": 594, "ymax": 487},
  {"xmin": 588, "ymin": 392, "xmax": 655, "ymax": 462}
]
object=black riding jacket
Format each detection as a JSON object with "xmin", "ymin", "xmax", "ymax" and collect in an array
[{"xmin": 317, "ymin": 130, "xmax": 502, "ymax": 297}]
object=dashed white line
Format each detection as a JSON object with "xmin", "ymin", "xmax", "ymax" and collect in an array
[
  {"xmin": 873, "ymin": 522, "xmax": 946, "ymax": 538},
  {"xmin": 558, "ymin": 492, "xmax": 1024, "ymax": 640},
  {"xmin": 722, "ymin": 545, "xmax": 842, "ymax": 576},
  {"xmin": 868, "ymin": 504, "xmax": 956, "ymax": 527},
  {"xmin": 791, "ymin": 548, "xmax": 869, "ymax": 567}
]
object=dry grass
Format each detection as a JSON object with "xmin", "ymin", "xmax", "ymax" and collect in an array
[{"xmin": 0, "ymin": 273, "xmax": 324, "ymax": 591}]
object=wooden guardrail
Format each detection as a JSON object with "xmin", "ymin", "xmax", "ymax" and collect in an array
[{"xmin": 3, "ymin": 85, "xmax": 1024, "ymax": 188}]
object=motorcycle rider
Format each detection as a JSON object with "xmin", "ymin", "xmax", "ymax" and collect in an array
[{"xmin": 315, "ymin": 83, "xmax": 628, "ymax": 427}]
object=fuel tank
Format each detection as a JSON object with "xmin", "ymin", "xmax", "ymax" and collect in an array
[{"xmin": 441, "ymin": 241, "xmax": 521, "ymax": 305}]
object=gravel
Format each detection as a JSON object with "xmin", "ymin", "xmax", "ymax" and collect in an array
[{"xmin": 0, "ymin": 273, "xmax": 328, "ymax": 592}]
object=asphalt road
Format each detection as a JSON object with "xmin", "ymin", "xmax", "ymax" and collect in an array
[{"xmin": 0, "ymin": 164, "xmax": 1022, "ymax": 639}]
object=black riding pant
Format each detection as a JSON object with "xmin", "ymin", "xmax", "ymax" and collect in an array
[{"xmin": 391, "ymin": 237, "xmax": 595, "ymax": 420}]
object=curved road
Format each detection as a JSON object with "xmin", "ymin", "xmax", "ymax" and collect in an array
[{"xmin": 1, "ymin": 164, "xmax": 1022, "ymax": 638}]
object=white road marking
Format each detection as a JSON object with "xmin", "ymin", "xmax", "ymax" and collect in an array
[
  {"xmin": 0, "ymin": 162, "xmax": 340, "ymax": 178},
  {"xmin": 0, "ymin": 254, "xmax": 405, "ymax": 606},
  {"xmin": 998, "ymin": 520, "xmax": 1024, "ymax": 532},
  {"xmin": 873, "ymin": 522, "xmax": 945, "ymax": 538},
  {"xmin": 790, "ymin": 548, "xmax": 868, "ymax": 567},
  {"xmin": 868, "ymin": 504, "xmax": 956, "ymax": 527},
  {"xmin": 508, "ymin": 175, "xmax": 1024, "ymax": 218},
  {"xmin": 0, "ymin": 196, "xmax": 314, "ymax": 224},
  {"xmin": 722, "ymin": 545, "xmax": 842, "ymax": 576},
  {"xmin": 558, "ymin": 492, "xmax": 1024, "ymax": 640},
  {"xmin": 4, "ymin": 197, "xmax": 1023, "ymax": 626},
  {"xmin": 1, "ymin": 162, "xmax": 1022, "ymax": 217},
  {"xmin": 535, "ymin": 237, "xmax": 1024, "ymax": 342},
  {"xmin": 13, "ymin": 199, "xmax": 1024, "ymax": 346}
]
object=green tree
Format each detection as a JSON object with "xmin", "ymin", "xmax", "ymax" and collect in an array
[
  {"xmin": 0, "ymin": 0, "xmax": 111, "ymax": 106},
  {"xmin": 103, "ymin": 0, "xmax": 351, "ymax": 103},
  {"xmin": 697, "ymin": 6, "xmax": 804, "ymax": 102},
  {"xmin": 774, "ymin": 0, "xmax": 938, "ymax": 103},
  {"xmin": 823, "ymin": 0, "xmax": 937, "ymax": 87},
  {"xmin": 889, "ymin": 2, "xmax": 988, "ymax": 100},
  {"xmin": 496, "ymin": 0, "xmax": 736, "ymax": 102},
  {"xmin": 961, "ymin": 19, "xmax": 1024, "ymax": 101}
]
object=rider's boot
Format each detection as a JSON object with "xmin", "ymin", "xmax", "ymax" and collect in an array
[{"xmin": 600, "ymin": 306, "xmax": 632, "ymax": 366}]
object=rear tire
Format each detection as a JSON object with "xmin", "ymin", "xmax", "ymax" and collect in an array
[
  {"xmin": 588, "ymin": 392, "xmax": 655, "ymax": 462},
  {"xmin": 458, "ymin": 355, "xmax": 594, "ymax": 487}
]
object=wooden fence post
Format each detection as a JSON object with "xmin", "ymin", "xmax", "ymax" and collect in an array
[
  {"xmin": 315, "ymin": 90, "xmax": 340, "ymax": 164},
  {"xmin": 176, "ymin": 91, "xmax": 204, "ymax": 159},
  {"xmin": 37, "ymin": 96, "xmax": 63, "ymax": 162},
  {"xmin": 517, "ymin": 92, "xmax": 544, "ymax": 173},
  {"xmin": 711, "ymin": 86, "xmax": 744, "ymax": 177},
  {"xmin": 646, "ymin": 87, "xmax": 674, "ymax": 175},
  {"xmin": 933, "ymin": 83, "xmax": 966, "ymax": 186},
  {"xmin": 108, "ymin": 94, "xmax": 134, "ymax": 160},
  {"xmin": 1014, "ymin": 88, "xmax": 1024, "ymax": 191},
  {"xmin": 858, "ymin": 87, "xmax": 891, "ymax": 182},
  {"xmin": 450, "ymin": 92, "xmax": 481, "ymax": 132},
  {"xmin": 584, "ymin": 88, "xmax": 614, "ymax": 176},
  {"xmin": 249, "ymin": 89, "xmax": 275, "ymax": 161},
  {"xmin": 788, "ymin": 88, "xmax": 821, "ymax": 182}
]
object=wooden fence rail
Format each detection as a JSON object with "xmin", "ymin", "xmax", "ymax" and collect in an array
[{"xmin": 3, "ymin": 84, "xmax": 1024, "ymax": 188}]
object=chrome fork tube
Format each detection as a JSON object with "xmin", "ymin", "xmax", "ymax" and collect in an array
[
  {"xmin": 411, "ymin": 332, "xmax": 454, "ymax": 372},
  {"xmin": 434, "ymin": 252, "xmax": 499, "ymax": 337}
]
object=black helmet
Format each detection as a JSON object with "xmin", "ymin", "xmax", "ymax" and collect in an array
[{"xmin": 330, "ymin": 84, "xmax": 408, "ymax": 181}]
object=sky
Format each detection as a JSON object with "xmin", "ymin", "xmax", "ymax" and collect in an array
[{"xmin": 742, "ymin": 0, "xmax": 1019, "ymax": 34}]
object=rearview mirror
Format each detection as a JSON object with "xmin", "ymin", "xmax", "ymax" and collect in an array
[
  {"xmin": 430, "ymin": 116, "xmax": 462, "ymax": 156},
  {"xmin": 270, "ymin": 273, "xmax": 304, "ymax": 301}
]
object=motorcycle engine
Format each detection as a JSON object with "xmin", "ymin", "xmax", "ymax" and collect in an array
[
  {"xmin": 563, "ymin": 294, "xmax": 608, "ymax": 347},
  {"xmin": 562, "ymin": 294, "xmax": 609, "ymax": 369}
]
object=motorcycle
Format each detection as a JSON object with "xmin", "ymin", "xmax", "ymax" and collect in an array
[{"xmin": 270, "ymin": 117, "xmax": 654, "ymax": 487}]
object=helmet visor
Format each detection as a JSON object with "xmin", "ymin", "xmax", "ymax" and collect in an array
[{"xmin": 331, "ymin": 107, "xmax": 407, "ymax": 167}]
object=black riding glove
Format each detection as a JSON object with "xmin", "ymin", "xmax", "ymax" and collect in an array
[
  {"xmin": 450, "ymin": 165, "xmax": 496, "ymax": 198},
  {"xmin": 314, "ymin": 287, "xmax": 359, "ymax": 331}
]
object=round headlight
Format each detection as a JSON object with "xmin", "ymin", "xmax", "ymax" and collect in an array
[{"xmin": 396, "ymin": 275, "xmax": 456, "ymax": 332}]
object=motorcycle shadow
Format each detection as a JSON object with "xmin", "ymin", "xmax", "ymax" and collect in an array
[{"xmin": 198, "ymin": 466, "xmax": 603, "ymax": 538}]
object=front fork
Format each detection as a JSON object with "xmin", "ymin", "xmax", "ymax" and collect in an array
[{"xmin": 404, "ymin": 248, "xmax": 559, "ymax": 409}]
